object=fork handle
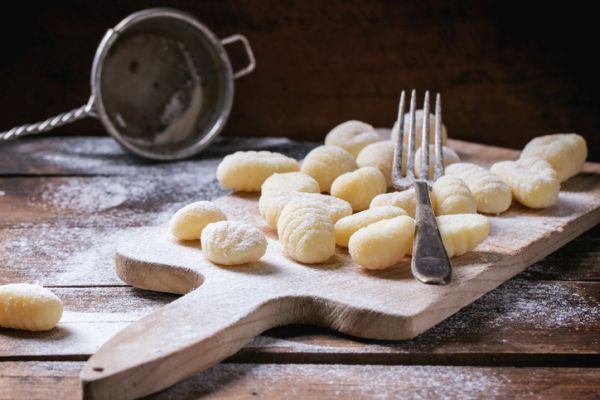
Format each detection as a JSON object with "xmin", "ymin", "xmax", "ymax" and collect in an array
[{"xmin": 411, "ymin": 180, "xmax": 452, "ymax": 285}]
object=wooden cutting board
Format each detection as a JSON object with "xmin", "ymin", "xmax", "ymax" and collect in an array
[{"xmin": 80, "ymin": 140, "xmax": 600, "ymax": 400}]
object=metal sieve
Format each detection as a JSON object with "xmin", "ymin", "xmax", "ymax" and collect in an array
[{"xmin": 0, "ymin": 8, "xmax": 255, "ymax": 160}]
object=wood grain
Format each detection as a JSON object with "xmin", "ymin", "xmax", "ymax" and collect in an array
[
  {"xmin": 4, "ymin": 362, "xmax": 600, "ymax": 400},
  {"xmin": 79, "ymin": 142, "xmax": 600, "ymax": 398},
  {"xmin": 2, "ymin": 282, "xmax": 598, "ymax": 365},
  {"xmin": 0, "ymin": 137, "xmax": 503, "ymax": 177},
  {"xmin": 1, "ymin": 137, "xmax": 598, "ymax": 398}
]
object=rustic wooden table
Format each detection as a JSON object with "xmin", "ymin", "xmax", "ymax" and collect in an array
[{"xmin": 1, "ymin": 137, "xmax": 599, "ymax": 399}]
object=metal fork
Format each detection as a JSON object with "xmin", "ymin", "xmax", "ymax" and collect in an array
[{"xmin": 392, "ymin": 90, "xmax": 451, "ymax": 285}]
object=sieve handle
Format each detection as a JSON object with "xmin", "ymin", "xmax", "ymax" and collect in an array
[
  {"xmin": 0, "ymin": 96, "xmax": 96, "ymax": 142},
  {"xmin": 221, "ymin": 34, "xmax": 256, "ymax": 79}
]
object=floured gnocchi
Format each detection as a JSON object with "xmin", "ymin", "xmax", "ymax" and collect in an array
[
  {"xmin": 391, "ymin": 109, "xmax": 448, "ymax": 146},
  {"xmin": 334, "ymin": 206, "xmax": 408, "ymax": 247},
  {"xmin": 301, "ymin": 145, "xmax": 358, "ymax": 192},
  {"xmin": 432, "ymin": 176, "xmax": 477, "ymax": 215},
  {"xmin": 330, "ymin": 167, "xmax": 387, "ymax": 211},
  {"xmin": 170, "ymin": 201, "xmax": 227, "ymax": 241},
  {"xmin": 324, "ymin": 120, "xmax": 381, "ymax": 158},
  {"xmin": 414, "ymin": 145, "xmax": 460, "ymax": 179},
  {"xmin": 277, "ymin": 199, "xmax": 336, "ymax": 263},
  {"xmin": 445, "ymin": 163, "xmax": 512, "ymax": 214},
  {"xmin": 259, "ymin": 191, "xmax": 352, "ymax": 228},
  {"xmin": 520, "ymin": 133, "xmax": 587, "ymax": 182},
  {"xmin": 348, "ymin": 216, "xmax": 415, "ymax": 270},
  {"xmin": 261, "ymin": 172, "xmax": 320, "ymax": 194},
  {"xmin": 490, "ymin": 157, "xmax": 560, "ymax": 208},
  {"xmin": 356, "ymin": 141, "xmax": 395, "ymax": 187},
  {"xmin": 201, "ymin": 221, "xmax": 267, "ymax": 265},
  {"xmin": 437, "ymin": 214, "xmax": 490, "ymax": 258},
  {"xmin": 0, "ymin": 283, "xmax": 63, "ymax": 331},
  {"xmin": 217, "ymin": 151, "xmax": 299, "ymax": 192},
  {"xmin": 370, "ymin": 188, "xmax": 437, "ymax": 218}
]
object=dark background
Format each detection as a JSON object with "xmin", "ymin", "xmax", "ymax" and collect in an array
[{"xmin": 1, "ymin": 0, "xmax": 598, "ymax": 158}]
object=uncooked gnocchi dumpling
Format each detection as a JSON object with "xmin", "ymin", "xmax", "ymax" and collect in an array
[
  {"xmin": 414, "ymin": 145, "xmax": 460, "ymax": 179},
  {"xmin": 217, "ymin": 151, "xmax": 299, "ymax": 192},
  {"xmin": 170, "ymin": 201, "xmax": 227, "ymax": 240},
  {"xmin": 520, "ymin": 133, "xmax": 587, "ymax": 182},
  {"xmin": 277, "ymin": 199, "xmax": 336, "ymax": 264},
  {"xmin": 356, "ymin": 141, "xmax": 395, "ymax": 187},
  {"xmin": 259, "ymin": 191, "xmax": 352, "ymax": 228},
  {"xmin": 348, "ymin": 216, "xmax": 415, "ymax": 270},
  {"xmin": 261, "ymin": 172, "xmax": 320, "ymax": 194},
  {"xmin": 330, "ymin": 167, "xmax": 387, "ymax": 211},
  {"xmin": 201, "ymin": 221, "xmax": 267, "ymax": 265},
  {"xmin": 370, "ymin": 188, "xmax": 437, "ymax": 218},
  {"xmin": 325, "ymin": 120, "xmax": 381, "ymax": 158},
  {"xmin": 490, "ymin": 157, "xmax": 560, "ymax": 208},
  {"xmin": 437, "ymin": 214, "xmax": 490, "ymax": 258},
  {"xmin": 391, "ymin": 109, "xmax": 448, "ymax": 146},
  {"xmin": 0, "ymin": 284, "xmax": 63, "ymax": 331},
  {"xmin": 300, "ymin": 145, "xmax": 358, "ymax": 192},
  {"xmin": 445, "ymin": 163, "xmax": 512, "ymax": 214},
  {"xmin": 432, "ymin": 176, "xmax": 477, "ymax": 215},
  {"xmin": 334, "ymin": 206, "xmax": 408, "ymax": 247}
]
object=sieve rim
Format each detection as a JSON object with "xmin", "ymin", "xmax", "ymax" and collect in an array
[{"xmin": 90, "ymin": 8, "xmax": 235, "ymax": 161}]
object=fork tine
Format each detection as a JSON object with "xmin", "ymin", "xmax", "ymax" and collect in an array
[
  {"xmin": 420, "ymin": 91, "xmax": 430, "ymax": 181},
  {"xmin": 391, "ymin": 90, "xmax": 406, "ymax": 187},
  {"xmin": 405, "ymin": 90, "xmax": 418, "ymax": 181},
  {"xmin": 433, "ymin": 93, "xmax": 444, "ymax": 180}
]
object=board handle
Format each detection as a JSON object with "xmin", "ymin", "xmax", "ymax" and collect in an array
[{"xmin": 80, "ymin": 283, "xmax": 280, "ymax": 399}]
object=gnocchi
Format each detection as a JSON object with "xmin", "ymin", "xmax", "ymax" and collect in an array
[
  {"xmin": 414, "ymin": 145, "xmax": 460, "ymax": 179},
  {"xmin": 0, "ymin": 283, "xmax": 63, "ymax": 331},
  {"xmin": 330, "ymin": 167, "xmax": 387, "ymax": 211},
  {"xmin": 259, "ymin": 191, "xmax": 352, "ymax": 228},
  {"xmin": 391, "ymin": 109, "xmax": 448, "ymax": 146},
  {"xmin": 445, "ymin": 163, "xmax": 512, "ymax": 214},
  {"xmin": 437, "ymin": 214, "xmax": 490, "ymax": 257},
  {"xmin": 356, "ymin": 141, "xmax": 395, "ymax": 187},
  {"xmin": 348, "ymin": 216, "xmax": 415, "ymax": 270},
  {"xmin": 490, "ymin": 157, "xmax": 560, "ymax": 208},
  {"xmin": 201, "ymin": 221, "xmax": 267, "ymax": 265},
  {"xmin": 334, "ymin": 206, "xmax": 408, "ymax": 247},
  {"xmin": 261, "ymin": 172, "xmax": 320, "ymax": 194},
  {"xmin": 432, "ymin": 176, "xmax": 477, "ymax": 215},
  {"xmin": 217, "ymin": 151, "xmax": 299, "ymax": 192},
  {"xmin": 370, "ymin": 188, "xmax": 437, "ymax": 218},
  {"xmin": 324, "ymin": 120, "xmax": 381, "ymax": 158},
  {"xmin": 170, "ymin": 201, "xmax": 227, "ymax": 241},
  {"xmin": 300, "ymin": 145, "xmax": 358, "ymax": 192},
  {"xmin": 520, "ymin": 133, "xmax": 587, "ymax": 182},
  {"xmin": 277, "ymin": 199, "xmax": 336, "ymax": 263}
]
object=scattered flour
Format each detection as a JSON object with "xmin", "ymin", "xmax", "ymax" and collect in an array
[
  {"xmin": 5, "ymin": 137, "xmax": 314, "ymax": 287},
  {"xmin": 158, "ymin": 363, "xmax": 507, "ymax": 398}
]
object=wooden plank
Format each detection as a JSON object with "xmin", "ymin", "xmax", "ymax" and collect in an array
[
  {"xmin": 2, "ymin": 362, "xmax": 600, "ymax": 399},
  {"xmin": 1, "ymin": 222, "xmax": 599, "ymax": 287},
  {"xmin": 83, "ymin": 155, "xmax": 600, "ymax": 397},
  {"xmin": 0, "ymin": 174, "xmax": 227, "ymax": 228},
  {"xmin": 524, "ymin": 229, "xmax": 600, "ymax": 281},
  {"xmin": 0, "ymin": 136, "xmax": 523, "ymax": 178},
  {"xmin": 0, "ymin": 227, "xmax": 149, "ymax": 286},
  {"xmin": 2, "ymin": 281, "xmax": 598, "ymax": 364},
  {"xmin": 0, "ymin": 138, "xmax": 596, "ymax": 229},
  {"xmin": 0, "ymin": 137, "xmax": 316, "ymax": 176}
]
